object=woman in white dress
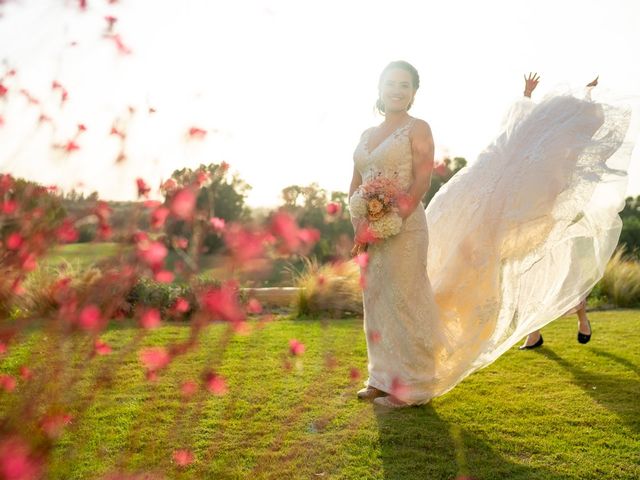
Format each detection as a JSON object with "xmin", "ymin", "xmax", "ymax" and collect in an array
[
  {"xmin": 350, "ymin": 61, "xmax": 438, "ymax": 407},
  {"xmin": 350, "ymin": 61, "xmax": 638, "ymax": 408}
]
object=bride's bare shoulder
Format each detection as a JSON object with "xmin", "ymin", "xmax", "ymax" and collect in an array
[
  {"xmin": 411, "ymin": 117, "xmax": 431, "ymax": 130},
  {"xmin": 409, "ymin": 118, "xmax": 433, "ymax": 138}
]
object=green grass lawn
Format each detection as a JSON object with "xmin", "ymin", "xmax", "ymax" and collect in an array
[
  {"xmin": 44, "ymin": 242, "xmax": 123, "ymax": 270},
  {"xmin": 1, "ymin": 310, "xmax": 639, "ymax": 479},
  {"xmin": 43, "ymin": 243, "xmax": 300, "ymax": 286}
]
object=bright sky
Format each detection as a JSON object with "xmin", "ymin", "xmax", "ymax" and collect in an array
[{"xmin": 1, "ymin": 0, "xmax": 639, "ymax": 207}]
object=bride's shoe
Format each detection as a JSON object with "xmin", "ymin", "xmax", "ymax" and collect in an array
[
  {"xmin": 519, "ymin": 334, "xmax": 543, "ymax": 350},
  {"xmin": 373, "ymin": 395, "xmax": 411, "ymax": 409},
  {"xmin": 357, "ymin": 386, "xmax": 387, "ymax": 400},
  {"xmin": 578, "ymin": 319, "xmax": 592, "ymax": 344}
]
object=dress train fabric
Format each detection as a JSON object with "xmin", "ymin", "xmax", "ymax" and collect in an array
[
  {"xmin": 353, "ymin": 86, "xmax": 639, "ymax": 405},
  {"xmin": 425, "ymin": 87, "xmax": 639, "ymax": 402}
]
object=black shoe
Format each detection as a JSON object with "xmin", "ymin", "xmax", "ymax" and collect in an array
[
  {"xmin": 519, "ymin": 335, "xmax": 543, "ymax": 350},
  {"xmin": 578, "ymin": 320, "xmax": 591, "ymax": 344}
]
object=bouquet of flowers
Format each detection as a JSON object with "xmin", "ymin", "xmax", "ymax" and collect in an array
[{"xmin": 349, "ymin": 176, "xmax": 404, "ymax": 245}]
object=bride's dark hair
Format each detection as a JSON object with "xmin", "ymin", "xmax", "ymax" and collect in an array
[{"xmin": 375, "ymin": 60, "xmax": 420, "ymax": 115}]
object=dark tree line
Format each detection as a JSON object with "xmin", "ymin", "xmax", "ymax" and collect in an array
[{"xmin": 621, "ymin": 195, "xmax": 640, "ymax": 255}]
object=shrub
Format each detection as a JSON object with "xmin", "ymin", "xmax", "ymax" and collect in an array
[
  {"xmin": 291, "ymin": 257, "xmax": 362, "ymax": 318},
  {"xmin": 597, "ymin": 247, "xmax": 640, "ymax": 307}
]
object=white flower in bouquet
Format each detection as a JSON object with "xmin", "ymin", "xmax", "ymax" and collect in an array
[
  {"xmin": 369, "ymin": 212, "xmax": 403, "ymax": 238},
  {"xmin": 349, "ymin": 191, "xmax": 368, "ymax": 219}
]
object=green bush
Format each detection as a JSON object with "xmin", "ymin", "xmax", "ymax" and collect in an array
[{"xmin": 126, "ymin": 277, "xmax": 196, "ymax": 318}]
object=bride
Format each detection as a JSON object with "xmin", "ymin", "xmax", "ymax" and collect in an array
[{"xmin": 349, "ymin": 61, "xmax": 638, "ymax": 408}]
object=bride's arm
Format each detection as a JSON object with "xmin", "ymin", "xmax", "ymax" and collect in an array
[
  {"xmin": 349, "ymin": 160, "xmax": 366, "ymax": 257},
  {"xmin": 349, "ymin": 165, "xmax": 362, "ymax": 199},
  {"xmin": 402, "ymin": 120, "xmax": 434, "ymax": 218}
]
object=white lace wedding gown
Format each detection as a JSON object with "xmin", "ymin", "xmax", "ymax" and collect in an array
[{"xmin": 352, "ymin": 87, "xmax": 639, "ymax": 405}]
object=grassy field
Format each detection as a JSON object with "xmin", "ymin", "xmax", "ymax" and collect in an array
[
  {"xmin": 43, "ymin": 243, "xmax": 302, "ymax": 286},
  {"xmin": 1, "ymin": 310, "xmax": 639, "ymax": 479},
  {"xmin": 44, "ymin": 242, "xmax": 123, "ymax": 270}
]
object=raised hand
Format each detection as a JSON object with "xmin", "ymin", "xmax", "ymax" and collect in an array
[
  {"xmin": 586, "ymin": 75, "xmax": 599, "ymax": 87},
  {"xmin": 523, "ymin": 72, "xmax": 540, "ymax": 98}
]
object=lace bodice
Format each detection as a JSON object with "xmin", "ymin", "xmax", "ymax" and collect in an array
[{"xmin": 353, "ymin": 117, "xmax": 416, "ymax": 190}]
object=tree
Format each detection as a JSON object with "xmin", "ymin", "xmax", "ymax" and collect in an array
[
  {"xmin": 620, "ymin": 195, "xmax": 640, "ymax": 255},
  {"xmin": 279, "ymin": 183, "xmax": 353, "ymax": 262},
  {"xmin": 166, "ymin": 163, "xmax": 252, "ymax": 254},
  {"xmin": 423, "ymin": 157, "xmax": 467, "ymax": 207}
]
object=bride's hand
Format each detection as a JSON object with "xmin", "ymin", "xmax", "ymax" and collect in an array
[
  {"xmin": 350, "ymin": 242, "xmax": 367, "ymax": 257},
  {"xmin": 523, "ymin": 72, "xmax": 540, "ymax": 98}
]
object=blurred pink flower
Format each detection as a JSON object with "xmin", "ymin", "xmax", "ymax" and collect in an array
[
  {"xmin": 209, "ymin": 217, "xmax": 225, "ymax": 232},
  {"xmin": 200, "ymin": 282, "xmax": 245, "ymax": 323},
  {"xmin": 40, "ymin": 413, "xmax": 73, "ymax": 438},
  {"xmin": 19, "ymin": 366, "xmax": 32, "ymax": 381},
  {"xmin": 390, "ymin": 377, "xmax": 411, "ymax": 402},
  {"xmin": 94, "ymin": 339, "xmax": 112, "ymax": 355},
  {"xmin": 136, "ymin": 178, "xmax": 151, "ymax": 198},
  {"xmin": 140, "ymin": 308, "xmax": 161, "ymax": 329},
  {"xmin": 289, "ymin": 339, "xmax": 305, "ymax": 356},
  {"xmin": 354, "ymin": 252, "xmax": 369, "ymax": 268},
  {"xmin": 434, "ymin": 163, "xmax": 451, "ymax": 177},
  {"xmin": 137, "ymin": 241, "xmax": 168, "ymax": 268},
  {"xmin": 247, "ymin": 298, "xmax": 262, "ymax": 314},
  {"xmin": 154, "ymin": 270, "xmax": 174, "ymax": 283},
  {"xmin": 223, "ymin": 223, "xmax": 268, "ymax": 263},
  {"xmin": 56, "ymin": 220, "xmax": 79, "ymax": 243},
  {"xmin": 139, "ymin": 347, "xmax": 171, "ymax": 372},
  {"xmin": 270, "ymin": 211, "xmax": 319, "ymax": 254},
  {"xmin": 172, "ymin": 297, "xmax": 190, "ymax": 314},
  {"xmin": 105, "ymin": 15, "xmax": 118, "ymax": 29},
  {"xmin": 188, "ymin": 127, "xmax": 207, "ymax": 139},
  {"xmin": 6, "ymin": 233, "xmax": 23, "ymax": 250},
  {"xmin": 170, "ymin": 188, "xmax": 196, "ymax": 220},
  {"xmin": 204, "ymin": 372, "xmax": 228, "ymax": 395},
  {"xmin": 1, "ymin": 200, "xmax": 17, "ymax": 215},
  {"xmin": 195, "ymin": 170, "xmax": 210, "ymax": 186},
  {"xmin": 172, "ymin": 449, "xmax": 194, "ymax": 466},
  {"xmin": 78, "ymin": 305, "xmax": 103, "ymax": 332},
  {"xmin": 64, "ymin": 140, "xmax": 80, "ymax": 152},
  {"xmin": 108, "ymin": 34, "xmax": 132, "ymax": 55},
  {"xmin": 94, "ymin": 201, "xmax": 112, "ymax": 221},
  {"xmin": 368, "ymin": 330, "xmax": 381, "ymax": 344},
  {"xmin": 0, "ymin": 374, "xmax": 16, "ymax": 392},
  {"xmin": 326, "ymin": 202, "xmax": 341, "ymax": 215},
  {"xmin": 0, "ymin": 436, "xmax": 42, "ymax": 480},
  {"xmin": 151, "ymin": 207, "xmax": 170, "ymax": 229},
  {"xmin": 180, "ymin": 380, "xmax": 198, "ymax": 398}
]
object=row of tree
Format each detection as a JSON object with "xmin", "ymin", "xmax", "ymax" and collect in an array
[
  {"xmin": 621, "ymin": 195, "xmax": 640, "ymax": 255},
  {"xmin": 35, "ymin": 158, "xmax": 640, "ymax": 261}
]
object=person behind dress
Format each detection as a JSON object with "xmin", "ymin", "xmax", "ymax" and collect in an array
[{"xmin": 519, "ymin": 73, "xmax": 597, "ymax": 350}]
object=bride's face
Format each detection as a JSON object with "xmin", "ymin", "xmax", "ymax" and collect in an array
[{"xmin": 379, "ymin": 68, "xmax": 416, "ymax": 113}]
